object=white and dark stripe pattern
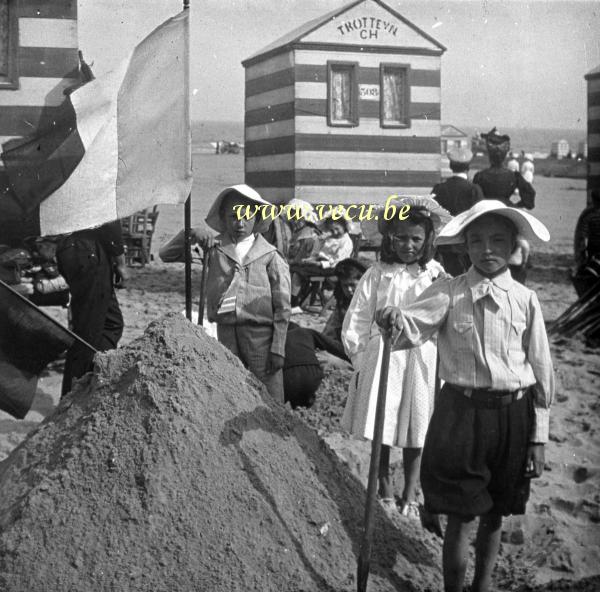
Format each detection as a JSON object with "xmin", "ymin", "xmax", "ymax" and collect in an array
[
  {"xmin": 1, "ymin": 9, "xmax": 192, "ymax": 239},
  {"xmin": 242, "ymin": 0, "xmax": 444, "ymax": 206},
  {"xmin": 586, "ymin": 65, "xmax": 600, "ymax": 200},
  {"xmin": 0, "ymin": 0, "xmax": 79, "ymax": 240}
]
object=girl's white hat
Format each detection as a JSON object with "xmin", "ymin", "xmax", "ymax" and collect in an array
[
  {"xmin": 205, "ymin": 184, "xmax": 272, "ymax": 234},
  {"xmin": 286, "ymin": 198, "xmax": 318, "ymax": 225},
  {"xmin": 435, "ymin": 199, "xmax": 550, "ymax": 246},
  {"xmin": 377, "ymin": 195, "xmax": 451, "ymax": 235}
]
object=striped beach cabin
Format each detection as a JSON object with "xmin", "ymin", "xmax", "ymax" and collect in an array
[
  {"xmin": 586, "ymin": 64, "xmax": 600, "ymax": 203},
  {"xmin": 242, "ymin": 0, "xmax": 445, "ymax": 205},
  {"xmin": 0, "ymin": 0, "xmax": 79, "ymax": 241}
]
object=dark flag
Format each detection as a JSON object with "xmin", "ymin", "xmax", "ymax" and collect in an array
[{"xmin": 0, "ymin": 280, "xmax": 75, "ymax": 419}]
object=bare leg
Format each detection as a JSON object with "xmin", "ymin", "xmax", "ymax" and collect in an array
[
  {"xmin": 472, "ymin": 513, "xmax": 502, "ymax": 592},
  {"xmin": 401, "ymin": 447, "xmax": 422, "ymax": 503},
  {"xmin": 378, "ymin": 444, "xmax": 393, "ymax": 499},
  {"xmin": 443, "ymin": 513, "xmax": 475, "ymax": 592}
]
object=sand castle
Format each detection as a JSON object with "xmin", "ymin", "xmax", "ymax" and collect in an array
[{"xmin": 0, "ymin": 314, "xmax": 443, "ymax": 592}]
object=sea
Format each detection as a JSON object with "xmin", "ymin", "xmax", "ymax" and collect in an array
[{"xmin": 191, "ymin": 120, "xmax": 587, "ymax": 157}]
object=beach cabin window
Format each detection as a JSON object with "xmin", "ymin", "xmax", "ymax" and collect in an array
[
  {"xmin": 0, "ymin": 0, "xmax": 18, "ymax": 89},
  {"xmin": 327, "ymin": 61, "xmax": 358, "ymax": 127},
  {"xmin": 380, "ymin": 64, "xmax": 410, "ymax": 128}
]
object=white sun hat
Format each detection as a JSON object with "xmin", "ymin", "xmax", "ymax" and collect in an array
[
  {"xmin": 205, "ymin": 184, "xmax": 273, "ymax": 234},
  {"xmin": 435, "ymin": 199, "xmax": 550, "ymax": 246},
  {"xmin": 286, "ymin": 198, "xmax": 318, "ymax": 225},
  {"xmin": 377, "ymin": 195, "xmax": 452, "ymax": 235}
]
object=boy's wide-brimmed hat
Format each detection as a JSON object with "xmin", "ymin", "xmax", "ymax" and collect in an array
[
  {"xmin": 205, "ymin": 184, "xmax": 272, "ymax": 234},
  {"xmin": 435, "ymin": 199, "xmax": 550, "ymax": 246},
  {"xmin": 377, "ymin": 195, "xmax": 451, "ymax": 235}
]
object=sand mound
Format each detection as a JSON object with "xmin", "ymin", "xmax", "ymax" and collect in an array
[{"xmin": 0, "ymin": 314, "xmax": 442, "ymax": 592}]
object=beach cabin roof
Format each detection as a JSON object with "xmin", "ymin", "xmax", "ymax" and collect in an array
[
  {"xmin": 441, "ymin": 124, "xmax": 468, "ymax": 138},
  {"xmin": 585, "ymin": 64, "xmax": 600, "ymax": 80},
  {"xmin": 242, "ymin": 0, "xmax": 446, "ymax": 67}
]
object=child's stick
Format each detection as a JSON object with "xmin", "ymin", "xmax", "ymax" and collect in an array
[
  {"xmin": 357, "ymin": 331, "xmax": 392, "ymax": 592},
  {"xmin": 197, "ymin": 247, "xmax": 212, "ymax": 326}
]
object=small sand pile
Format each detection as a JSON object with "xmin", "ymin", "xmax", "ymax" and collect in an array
[{"xmin": 0, "ymin": 314, "xmax": 442, "ymax": 592}]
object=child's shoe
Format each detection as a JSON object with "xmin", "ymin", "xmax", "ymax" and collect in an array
[{"xmin": 399, "ymin": 500, "xmax": 420, "ymax": 520}]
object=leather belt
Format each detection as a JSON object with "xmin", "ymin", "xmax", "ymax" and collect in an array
[{"xmin": 448, "ymin": 384, "xmax": 525, "ymax": 408}]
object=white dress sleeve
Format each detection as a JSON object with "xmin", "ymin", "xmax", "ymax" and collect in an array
[{"xmin": 342, "ymin": 266, "xmax": 378, "ymax": 368}]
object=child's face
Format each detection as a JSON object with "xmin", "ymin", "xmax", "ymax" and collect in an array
[
  {"xmin": 388, "ymin": 221, "xmax": 427, "ymax": 264},
  {"xmin": 327, "ymin": 221, "xmax": 346, "ymax": 238},
  {"xmin": 222, "ymin": 195, "xmax": 256, "ymax": 241},
  {"xmin": 465, "ymin": 215, "xmax": 515, "ymax": 277},
  {"xmin": 339, "ymin": 275, "xmax": 360, "ymax": 301}
]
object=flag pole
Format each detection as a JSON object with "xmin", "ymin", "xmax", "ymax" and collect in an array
[
  {"xmin": 183, "ymin": 0, "xmax": 193, "ymax": 320},
  {"xmin": 0, "ymin": 279, "xmax": 97, "ymax": 354}
]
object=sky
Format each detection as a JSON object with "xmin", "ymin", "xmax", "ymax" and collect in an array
[{"xmin": 78, "ymin": 0, "xmax": 600, "ymax": 130}]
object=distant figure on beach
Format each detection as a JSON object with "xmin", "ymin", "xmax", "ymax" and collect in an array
[
  {"xmin": 521, "ymin": 153, "xmax": 535, "ymax": 184},
  {"xmin": 473, "ymin": 128, "xmax": 535, "ymax": 283},
  {"xmin": 473, "ymin": 128, "xmax": 535, "ymax": 209},
  {"xmin": 507, "ymin": 151, "xmax": 520, "ymax": 173},
  {"xmin": 431, "ymin": 147, "xmax": 484, "ymax": 276}
]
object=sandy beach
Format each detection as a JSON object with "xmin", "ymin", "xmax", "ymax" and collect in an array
[{"xmin": 0, "ymin": 154, "xmax": 598, "ymax": 590}]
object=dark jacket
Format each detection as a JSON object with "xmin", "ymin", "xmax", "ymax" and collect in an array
[
  {"xmin": 431, "ymin": 176, "xmax": 484, "ymax": 216},
  {"xmin": 284, "ymin": 321, "xmax": 349, "ymax": 369},
  {"xmin": 473, "ymin": 167, "xmax": 535, "ymax": 209}
]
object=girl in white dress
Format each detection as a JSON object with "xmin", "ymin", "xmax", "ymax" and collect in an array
[{"xmin": 342, "ymin": 196, "xmax": 450, "ymax": 516}]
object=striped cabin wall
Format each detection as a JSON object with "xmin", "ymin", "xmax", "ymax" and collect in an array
[
  {"xmin": 0, "ymin": 0, "xmax": 79, "ymax": 199},
  {"xmin": 587, "ymin": 68, "xmax": 600, "ymax": 201},
  {"xmin": 0, "ymin": 1, "xmax": 79, "ymax": 140},
  {"xmin": 244, "ymin": 47, "xmax": 442, "ymax": 205}
]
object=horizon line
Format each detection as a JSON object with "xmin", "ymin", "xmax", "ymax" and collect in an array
[{"xmin": 191, "ymin": 118, "xmax": 587, "ymax": 132}]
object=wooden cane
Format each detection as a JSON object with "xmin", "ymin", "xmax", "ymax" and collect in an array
[
  {"xmin": 357, "ymin": 331, "xmax": 392, "ymax": 592},
  {"xmin": 197, "ymin": 247, "xmax": 211, "ymax": 326}
]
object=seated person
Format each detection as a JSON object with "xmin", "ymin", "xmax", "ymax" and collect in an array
[
  {"xmin": 322, "ymin": 258, "xmax": 368, "ymax": 342},
  {"xmin": 284, "ymin": 321, "xmax": 348, "ymax": 408},
  {"xmin": 286, "ymin": 199, "xmax": 321, "ymax": 265},
  {"xmin": 290, "ymin": 215, "xmax": 354, "ymax": 308}
]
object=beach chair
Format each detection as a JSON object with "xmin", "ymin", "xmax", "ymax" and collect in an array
[{"xmin": 121, "ymin": 207, "xmax": 159, "ymax": 266}]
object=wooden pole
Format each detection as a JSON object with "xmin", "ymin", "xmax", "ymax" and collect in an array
[
  {"xmin": 357, "ymin": 332, "xmax": 392, "ymax": 592},
  {"xmin": 197, "ymin": 247, "xmax": 211, "ymax": 325},
  {"xmin": 183, "ymin": 0, "xmax": 192, "ymax": 320}
]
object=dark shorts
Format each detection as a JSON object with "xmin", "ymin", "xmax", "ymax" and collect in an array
[{"xmin": 421, "ymin": 383, "xmax": 534, "ymax": 517}]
